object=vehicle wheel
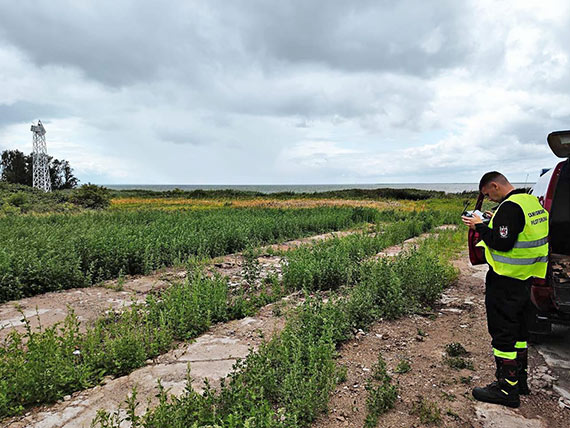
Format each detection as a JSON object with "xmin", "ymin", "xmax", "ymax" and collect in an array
[
  {"xmin": 529, "ymin": 331, "xmax": 550, "ymax": 344},
  {"xmin": 528, "ymin": 305, "xmax": 552, "ymax": 342}
]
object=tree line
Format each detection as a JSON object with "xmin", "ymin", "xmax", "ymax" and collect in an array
[{"xmin": 0, "ymin": 149, "xmax": 79, "ymax": 190}]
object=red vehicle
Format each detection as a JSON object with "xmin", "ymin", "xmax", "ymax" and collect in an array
[{"xmin": 468, "ymin": 131, "xmax": 570, "ymax": 336}]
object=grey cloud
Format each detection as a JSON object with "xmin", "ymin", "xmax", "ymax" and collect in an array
[
  {"xmin": 153, "ymin": 110, "xmax": 236, "ymax": 146},
  {"xmin": 0, "ymin": 101, "xmax": 66, "ymax": 127},
  {"xmin": 1, "ymin": 1, "xmax": 568, "ymax": 185},
  {"xmin": 499, "ymin": 112, "xmax": 570, "ymax": 151},
  {"xmin": 0, "ymin": 0, "xmax": 471, "ymax": 136},
  {"xmin": 215, "ymin": 72, "xmax": 435, "ymax": 130},
  {"xmin": 229, "ymin": 0, "xmax": 471, "ymax": 75},
  {"xmin": 0, "ymin": 1, "xmax": 213, "ymax": 87},
  {"xmin": 0, "ymin": 0, "xmax": 473, "ymax": 90}
]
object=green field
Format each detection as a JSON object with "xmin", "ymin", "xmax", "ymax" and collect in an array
[
  {"xmin": 0, "ymin": 206, "xmax": 381, "ymax": 302},
  {"xmin": 0, "ymin": 208, "xmax": 463, "ymax": 419},
  {"xmin": 0, "ymin": 183, "xmax": 475, "ymax": 303},
  {"xmin": 0, "ymin": 185, "xmax": 471, "ymax": 421}
]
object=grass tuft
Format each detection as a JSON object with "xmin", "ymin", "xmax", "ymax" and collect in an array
[
  {"xmin": 395, "ymin": 358, "xmax": 412, "ymax": 374},
  {"xmin": 364, "ymin": 354, "xmax": 398, "ymax": 428},
  {"xmin": 412, "ymin": 397, "xmax": 442, "ymax": 424}
]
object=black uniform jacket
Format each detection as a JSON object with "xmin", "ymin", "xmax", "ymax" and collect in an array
[{"xmin": 475, "ymin": 189, "xmax": 528, "ymax": 284}]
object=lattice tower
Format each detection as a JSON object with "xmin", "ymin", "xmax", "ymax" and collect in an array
[{"xmin": 30, "ymin": 120, "xmax": 51, "ymax": 192}]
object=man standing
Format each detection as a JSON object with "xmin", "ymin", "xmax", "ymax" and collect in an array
[{"xmin": 462, "ymin": 171, "xmax": 549, "ymax": 408}]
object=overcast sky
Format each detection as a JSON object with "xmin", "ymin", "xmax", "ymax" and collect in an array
[{"xmin": 0, "ymin": 0, "xmax": 568, "ymax": 185}]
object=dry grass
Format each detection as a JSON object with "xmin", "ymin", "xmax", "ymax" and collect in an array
[
  {"xmin": 111, "ymin": 198, "xmax": 225, "ymax": 210},
  {"xmin": 111, "ymin": 197, "xmax": 401, "ymax": 211}
]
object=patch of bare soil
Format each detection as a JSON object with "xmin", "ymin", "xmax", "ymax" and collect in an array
[
  {"xmin": 0, "ymin": 273, "xmax": 171, "ymax": 341},
  {"xmin": 311, "ymin": 256, "xmax": 570, "ymax": 428}
]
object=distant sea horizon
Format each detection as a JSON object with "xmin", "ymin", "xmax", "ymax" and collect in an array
[{"xmin": 104, "ymin": 182, "xmax": 531, "ymax": 194}]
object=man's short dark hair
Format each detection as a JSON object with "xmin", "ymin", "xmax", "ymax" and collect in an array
[{"xmin": 479, "ymin": 171, "xmax": 509, "ymax": 191}]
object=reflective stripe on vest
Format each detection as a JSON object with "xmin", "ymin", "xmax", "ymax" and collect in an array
[
  {"xmin": 490, "ymin": 254, "xmax": 548, "ymax": 265},
  {"xmin": 512, "ymin": 237, "xmax": 548, "ymax": 249},
  {"xmin": 476, "ymin": 193, "xmax": 549, "ymax": 280}
]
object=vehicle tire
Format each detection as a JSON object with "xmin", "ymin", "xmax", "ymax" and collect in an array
[
  {"xmin": 529, "ymin": 331, "xmax": 550, "ymax": 344},
  {"xmin": 528, "ymin": 305, "xmax": 552, "ymax": 343}
]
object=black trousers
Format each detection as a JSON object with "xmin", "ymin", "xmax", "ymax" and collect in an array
[{"xmin": 485, "ymin": 269, "xmax": 532, "ymax": 353}]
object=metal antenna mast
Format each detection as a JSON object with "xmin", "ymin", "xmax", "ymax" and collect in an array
[{"xmin": 30, "ymin": 120, "xmax": 51, "ymax": 192}]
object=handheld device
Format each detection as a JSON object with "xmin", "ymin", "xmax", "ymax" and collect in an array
[
  {"xmin": 463, "ymin": 209, "xmax": 486, "ymax": 218},
  {"xmin": 462, "ymin": 200, "xmax": 491, "ymax": 223}
]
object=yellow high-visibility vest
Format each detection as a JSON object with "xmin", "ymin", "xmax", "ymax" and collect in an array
[{"xmin": 476, "ymin": 193, "xmax": 549, "ymax": 280}]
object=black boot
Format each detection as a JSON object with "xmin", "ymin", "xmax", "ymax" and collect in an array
[
  {"xmin": 472, "ymin": 357, "xmax": 520, "ymax": 408},
  {"xmin": 516, "ymin": 348, "xmax": 530, "ymax": 395}
]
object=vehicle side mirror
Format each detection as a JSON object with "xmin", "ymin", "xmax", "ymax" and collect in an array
[{"xmin": 548, "ymin": 131, "xmax": 570, "ymax": 158}]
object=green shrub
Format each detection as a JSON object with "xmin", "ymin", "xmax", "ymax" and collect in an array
[
  {"xmin": 395, "ymin": 358, "xmax": 411, "ymax": 374},
  {"xmin": 0, "ymin": 311, "xmax": 95, "ymax": 415},
  {"xmin": 71, "ymin": 184, "xmax": 111, "ymax": 209},
  {"xmin": 444, "ymin": 356, "xmax": 474, "ymax": 370},
  {"xmin": 443, "ymin": 342, "xmax": 473, "ymax": 370},
  {"xmin": 392, "ymin": 247, "xmax": 457, "ymax": 310},
  {"xmin": 282, "ymin": 211, "xmax": 459, "ymax": 295},
  {"xmin": 146, "ymin": 274, "xmax": 229, "ymax": 340},
  {"xmin": 445, "ymin": 342, "xmax": 469, "ymax": 357},
  {"xmin": 0, "ymin": 202, "xmax": 20, "ymax": 216},
  {"xmin": 6, "ymin": 192, "xmax": 28, "ymax": 207},
  {"xmin": 0, "ymin": 182, "xmax": 76, "ymax": 214}
]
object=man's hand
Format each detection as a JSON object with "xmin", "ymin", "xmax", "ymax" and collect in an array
[{"xmin": 462, "ymin": 213, "xmax": 483, "ymax": 230}]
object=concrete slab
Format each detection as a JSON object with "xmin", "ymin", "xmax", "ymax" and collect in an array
[
  {"xmin": 0, "ymin": 308, "xmax": 52, "ymax": 329},
  {"xmin": 3, "ymin": 298, "xmax": 288, "ymax": 428},
  {"xmin": 177, "ymin": 335, "xmax": 250, "ymax": 362},
  {"xmin": 4, "ymin": 335, "xmax": 253, "ymax": 428},
  {"xmin": 475, "ymin": 403, "xmax": 548, "ymax": 428},
  {"xmin": 535, "ymin": 324, "xmax": 570, "ymax": 401}
]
